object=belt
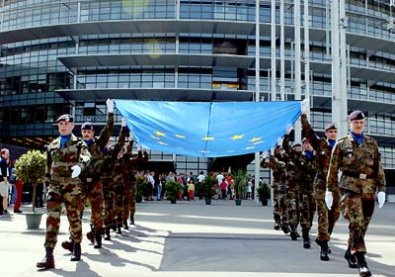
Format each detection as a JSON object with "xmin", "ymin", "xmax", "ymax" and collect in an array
[
  {"xmin": 342, "ymin": 171, "xmax": 375, "ymax": 180},
  {"xmin": 81, "ymin": 177, "xmax": 99, "ymax": 183},
  {"xmin": 51, "ymin": 176, "xmax": 74, "ymax": 182}
]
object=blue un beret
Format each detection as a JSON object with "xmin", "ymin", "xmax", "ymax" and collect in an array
[
  {"xmin": 324, "ymin": 122, "xmax": 338, "ymax": 131},
  {"xmin": 81, "ymin": 122, "xmax": 94, "ymax": 131}
]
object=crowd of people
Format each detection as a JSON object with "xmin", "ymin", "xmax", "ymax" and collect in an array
[{"xmin": 261, "ymin": 110, "xmax": 386, "ymax": 277}]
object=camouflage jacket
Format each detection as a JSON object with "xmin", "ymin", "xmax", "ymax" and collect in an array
[
  {"xmin": 260, "ymin": 156, "xmax": 286, "ymax": 185},
  {"xmin": 301, "ymin": 114, "xmax": 333, "ymax": 181},
  {"xmin": 80, "ymin": 113, "xmax": 114, "ymax": 180},
  {"xmin": 121, "ymin": 147, "xmax": 149, "ymax": 183},
  {"xmin": 101, "ymin": 126, "xmax": 127, "ymax": 177},
  {"xmin": 45, "ymin": 134, "xmax": 91, "ymax": 178},
  {"xmin": 327, "ymin": 134, "xmax": 386, "ymax": 194}
]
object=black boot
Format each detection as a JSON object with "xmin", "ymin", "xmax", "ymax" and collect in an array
[
  {"xmin": 104, "ymin": 227, "xmax": 111, "ymax": 241},
  {"xmin": 273, "ymin": 215, "xmax": 281, "ymax": 230},
  {"xmin": 70, "ymin": 242, "xmax": 81, "ymax": 261},
  {"xmin": 344, "ymin": 249, "xmax": 358, "ymax": 268},
  {"xmin": 36, "ymin": 248, "xmax": 55, "ymax": 269},
  {"xmin": 61, "ymin": 239, "xmax": 74, "ymax": 253},
  {"xmin": 290, "ymin": 227, "xmax": 299, "ymax": 241},
  {"xmin": 281, "ymin": 224, "xmax": 290, "ymax": 234},
  {"xmin": 355, "ymin": 252, "xmax": 372, "ymax": 277},
  {"xmin": 116, "ymin": 223, "xmax": 122, "ymax": 234},
  {"xmin": 130, "ymin": 214, "xmax": 135, "ymax": 225},
  {"xmin": 94, "ymin": 229, "xmax": 102, "ymax": 249},
  {"xmin": 123, "ymin": 219, "xmax": 129, "ymax": 230},
  {"xmin": 319, "ymin": 240, "xmax": 329, "ymax": 261},
  {"xmin": 302, "ymin": 229, "xmax": 311, "ymax": 249}
]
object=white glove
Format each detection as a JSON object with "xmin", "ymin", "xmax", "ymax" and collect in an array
[
  {"xmin": 71, "ymin": 165, "xmax": 81, "ymax": 178},
  {"xmin": 301, "ymin": 98, "xmax": 309, "ymax": 113},
  {"xmin": 136, "ymin": 144, "xmax": 142, "ymax": 151},
  {"xmin": 377, "ymin": 191, "xmax": 386, "ymax": 209},
  {"xmin": 261, "ymin": 151, "xmax": 269, "ymax": 159},
  {"xmin": 325, "ymin": 190, "xmax": 333, "ymax": 210},
  {"xmin": 121, "ymin": 117, "xmax": 128, "ymax": 127},
  {"xmin": 106, "ymin": 99, "xmax": 114, "ymax": 113}
]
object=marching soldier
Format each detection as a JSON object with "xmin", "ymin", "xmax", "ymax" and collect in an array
[
  {"xmin": 260, "ymin": 146, "xmax": 289, "ymax": 233},
  {"xmin": 326, "ymin": 110, "xmax": 386, "ymax": 277},
  {"xmin": 302, "ymin": 113, "xmax": 340, "ymax": 261},
  {"xmin": 36, "ymin": 114, "xmax": 91, "ymax": 269}
]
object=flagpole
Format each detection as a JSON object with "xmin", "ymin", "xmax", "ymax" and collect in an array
[{"xmin": 254, "ymin": 0, "xmax": 261, "ymax": 202}]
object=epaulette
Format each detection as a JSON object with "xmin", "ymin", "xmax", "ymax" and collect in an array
[{"xmin": 337, "ymin": 135, "xmax": 348, "ymax": 142}]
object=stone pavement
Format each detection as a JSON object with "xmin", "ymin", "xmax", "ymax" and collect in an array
[{"xmin": 0, "ymin": 199, "xmax": 394, "ymax": 277}]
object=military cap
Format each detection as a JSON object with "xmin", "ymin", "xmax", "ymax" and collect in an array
[
  {"xmin": 55, "ymin": 114, "xmax": 73, "ymax": 123},
  {"xmin": 324, "ymin": 122, "xmax": 338, "ymax": 131},
  {"xmin": 348, "ymin": 110, "xmax": 365, "ymax": 121},
  {"xmin": 292, "ymin": 143, "xmax": 301, "ymax": 148},
  {"xmin": 81, "ymin": 122, "xmax": 94, "ymax": 131}
]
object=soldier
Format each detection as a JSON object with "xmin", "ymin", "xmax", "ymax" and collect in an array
[
  {"xmin": 302, "ymin": 113, "xmax": 340, "ymax": 261},
  {"xmin": 326, "ymin": 110, "xmax": 386, "ymax": 277},
  {"xmin": 102, "ymin": 119, "xmax": 127, "ymax": 240},
  {"xmin": 36, "ymin": 114, "xmax": 91, "ymax": 269},
  {"xmin": 260, "ymin": 146, "xmax": 289, "ymax": 233},
  {"xmin": 120, "ymin": 140, "xmax": 148, "ymax": 227}
]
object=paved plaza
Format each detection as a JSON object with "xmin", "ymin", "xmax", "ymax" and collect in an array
[{"xmin": 1, "ymin": 200, "xmax": 394, "ymax": 277}]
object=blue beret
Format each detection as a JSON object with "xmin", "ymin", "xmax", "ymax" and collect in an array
[
  {"xmin": 81, "ymin": 122, "xmax": 94, "ymax": 131},
  {"xmin": 324, "ymin": 123, "xmax": 338, "ymax": 131}
]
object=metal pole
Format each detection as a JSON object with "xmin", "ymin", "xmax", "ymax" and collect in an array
[
  {"xmin": 280, "ymin": 0, "xmax": 285, "ymax": 100},
  {"xmin": 294, "ymin": 0, "xmax": 302, "ymax": 143},
  {"xmin": 254, "ymin": 0, "xmax": 261, "ymax": 203},
  {"xmin": 304, "ymin": 0, "xmax": 310, "ymax": 119},
  {"xmin": 339, "ymin": 0, "xmax": 348, "ymax": 136},
  {"xmin": 271, "ymin": 0, "xmax": 276, "ymax": 101},
  {"xmin": 331, "ymin": 0, "xmax": 341, "ymax": 135}
]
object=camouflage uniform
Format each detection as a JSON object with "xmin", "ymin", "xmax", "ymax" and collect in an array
[
  {"xmin": 302, "ymin": 114, "xmax": 340, "ymax": 243},
  {"xmin": 261, "ymin": 153, "xmax": 288, "ymax": 230},
  {"xmin": 102, "ymin": 126, "xmax": 126, "ymax": 239},
  {"xmin": 44, "ymin": 134, "xmax": 91, "ymax": 249},
  {"xmin": 327, "ymin": 133, "xmax": 386, "ymax": 254},
  {"xmin": 112, "ymin": 150, "xmax": 125, "ymax": 233},
  {"xmin": 79, "ymin": 113, "xmax": 114, "ymax": 246},
  {"xmin": 120, "ymin": 143, "xmax": 149, "ymax": 226}
]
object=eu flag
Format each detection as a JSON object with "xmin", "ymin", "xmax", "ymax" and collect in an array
[{"xmin": 115, "ymin": 100, "xmax": 301, "ymax": 157}]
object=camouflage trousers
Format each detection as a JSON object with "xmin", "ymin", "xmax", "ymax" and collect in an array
[
  {"xmin": 341, "ymin": 190, "xmax": 375, "ymax": 254},
  {"xmin": 81, "ymin": 180, "xmax": 104, "ymax": 230},
  {"xmin": 273, "ymin": 184, "xmax": 288, "ymax": 225},
  {"xmin": 113, "ymin": 181, "xmax": 125, "ymax": 226},
  {"xmin": 102, "ymin": 176, "xmax": 116, "ymax": 228},
  {"xmin": 298, "ymin": 185, "xmax": 316, "ymax": 232},
  {"xmin": 44, "ymin": 178, "xmax": 82, "ymax": 249},
  {"xmin": 122, "ymin": 182, "xmax": 136, "ymax": 221},
  {"xmin": 314, "ymin": 178, "xmax": 341, "ymax": 242},
  {"xmin": 286, "ymin": 187, "xmax": 299, "ymax": 231}
]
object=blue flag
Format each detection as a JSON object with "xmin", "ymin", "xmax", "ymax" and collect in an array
[{"xmin": 115, "ymin": 100, "xmax": 301, "ymax": 158}]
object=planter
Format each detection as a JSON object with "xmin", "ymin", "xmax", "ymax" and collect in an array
[
  {"xmin": 235, "ymin": 199, "xmax": 242, "ymax": 206},
  {"xmin": 136, "ymin": 195, "xmax": 143, "ymax": 203},
  {"xmin": 205, "ymin": 198, "xmax": 212, "ymax": 205},
  {"xmin": 170, "ymin": 199, "xmax": 177, "ymax": 204},
  {"xmin": 25, "ymin": 212, "xmax": 44, "ymax": 229},
  {"xmin": 261, "ymin": 199, "xmax": 268, "ymax": 206}
]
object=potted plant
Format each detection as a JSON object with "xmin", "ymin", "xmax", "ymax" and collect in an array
[
  {"xmin": 201, "ymin": 175, "xmax": 216, "ymax": 205},
  {"xmin": 257, "ymin": 181, "xmax": 271, "ymax": 206},
  {"xmin": 232, "ymin": 169, "xmax": 247, "ymax": 206},
  {"xmin": 135, "ymin": 175, "xmax": 148, "ymax": 203},
  {"xmin": 15, "ymin": 150, "xmax": 46, "ymax": 229},
  {"xmin": 164, "ymin": 180, "xmax": 183, "ymax": 204}
]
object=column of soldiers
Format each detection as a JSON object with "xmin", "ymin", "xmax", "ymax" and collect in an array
[
  {"xmin": 37, "ymin": 99, "xmax": 149, "ymax": 270},
  {"xmin": 261, "ymin": 109, "xmax": 386, "ymax": 277}
]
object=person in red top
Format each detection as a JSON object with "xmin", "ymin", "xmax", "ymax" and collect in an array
[{"xmin": 220, "ymin": 179, "xmax": 228, "ymax": 200}]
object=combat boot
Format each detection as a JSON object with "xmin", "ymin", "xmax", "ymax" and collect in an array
[
  {"xmin": 290, "ymin": 227, "xmax": 299, "ymax": 241},
  {"xmin": 130, "ymin": 214, "xmax": 135, "ymax": 225},
  {"xmin": 344, "ymin": 249, "xmax": 358, "ymax": 268},
  {"xmin": 86, "ymin": 231, "xmax": 94, "ymax": 244},
  {"xmin": 61, "ymin": 239, "xmax": 74, "ymax": 253},
  {"xmin": 123, "ymin": 219, "xmax": 129, "ymax": 230},
  {"xmin": 70, "ymin": 242, "xmax": 81, "ymax": 261},
  {"xmin": 319, "ymin": 240, "xmax": 329, "ymax": 261},
  {"xmin": 302, "ymin": 229, "xmax": 311, "ymax": 249},
  {"xmin": 104, "ymin": 227, "xmax": 111, "ymax": 241},
  {"xmin": 36, "ymin": 248, "xmax": 55, "ymax": 269},
  {"xmin": 355, "ymin": 252, "xmax": 372, "ymax": 277},
  {"xmin": 273, "ymin": 215, "xmax": 281, "ymax": 230},
  {"xmin": 116, "ymin": 223, "xmax": 122, "ymax": 234},
  {"xmin": 281, "ymin": 224, "xmax": 290, "ymax": 234},
  {"xmin": 94, "ymin": 229, "xmax": 102, "ymax": 249}
]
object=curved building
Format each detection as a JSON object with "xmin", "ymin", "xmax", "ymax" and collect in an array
[{"xmin": 0, "ymin": 0, "xmax": 394, "ymax": 195}]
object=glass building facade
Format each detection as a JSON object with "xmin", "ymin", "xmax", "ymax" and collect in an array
[{"xmin": 0, "ymin": 0, "xmax": 394, "ymax": 193}]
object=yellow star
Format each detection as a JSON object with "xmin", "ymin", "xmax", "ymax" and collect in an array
[
  {"xmin": 253, "ymin": 140, "xmax": 263, "ymax": 145},
  {"xmin": 245, "ymin": 146, "xmax": 255, "ymax": 150},
  {"xmin": 155, "ymin": 130, "xmax": 166, "ymax": 137},
  {"xmin": 202, "ymin": 136, "xmax": 214, "ymax": 141},
  {"xmin": 151, "ymin": 135, "xmax": 160, "ymax": 140},
  {"xmin": 175, "ymin": 134, "xmax": 186, "ymax": 139},
  {"xmin": 231, "ymin": 134, "xmax": 244, "ymax": 141},
  {"xmin": 250, "ymin": 137, "xmax": 262, "ymax": 143},
  {"xmin": 158, "ymin": 141, "xmax": 168, "ymax": 146}
]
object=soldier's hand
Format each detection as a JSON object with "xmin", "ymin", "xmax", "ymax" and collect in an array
[
  {"xmin": 71, "ymin": 165, "xmax": 82, "ymax": 178},
  {"xmin": 377, "ymin": 191, "xmax": 386, "ymax": 209},
  {"xmin": 301, "ymin": 98, "xmax": 309, "ymax": 113},
  {"xmin": 261, "ymin": 151, "xmax": 269, "ymax": 159},
  {"xmin": 121, "ymin": 117, "xmax": 128, "ymax": 127},
  {"xmin": 106, "ymin": 99, "xmax": 114, "ymax": 113},
  {"xmin": 136, "ymin": 144, "xmax": 142, "ymax": 151},
  {"xmin": 325, "ymin": 190, "xmax": 333, "ymax": 210}
]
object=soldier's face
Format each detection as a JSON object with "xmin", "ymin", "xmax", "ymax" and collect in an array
[
  {"xmin": 82, "ymin": 129, "xmax": 95, "ymax": 140},
  {"xmin": 58, "ymin": 121, "xmax": 74, "ymax": 136},
  {"xmin": 349, "ymin": 119, "xmax": 365, "ymax": 135},
  {"xmin": 325, "ymin": 129, "xmax": 338, "ymax": 140}
]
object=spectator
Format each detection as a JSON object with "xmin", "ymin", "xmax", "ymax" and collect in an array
[
  {"xmin": 0, "ymin": 148, "xmax": 11, "ymax": 216},
  {"xmin": 220, "ymin": 178, "xmax": 228, "ymax": 200},
  {"xmin": 187, "ymin": 180, "xmax": 195, "ymax": 200}
]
